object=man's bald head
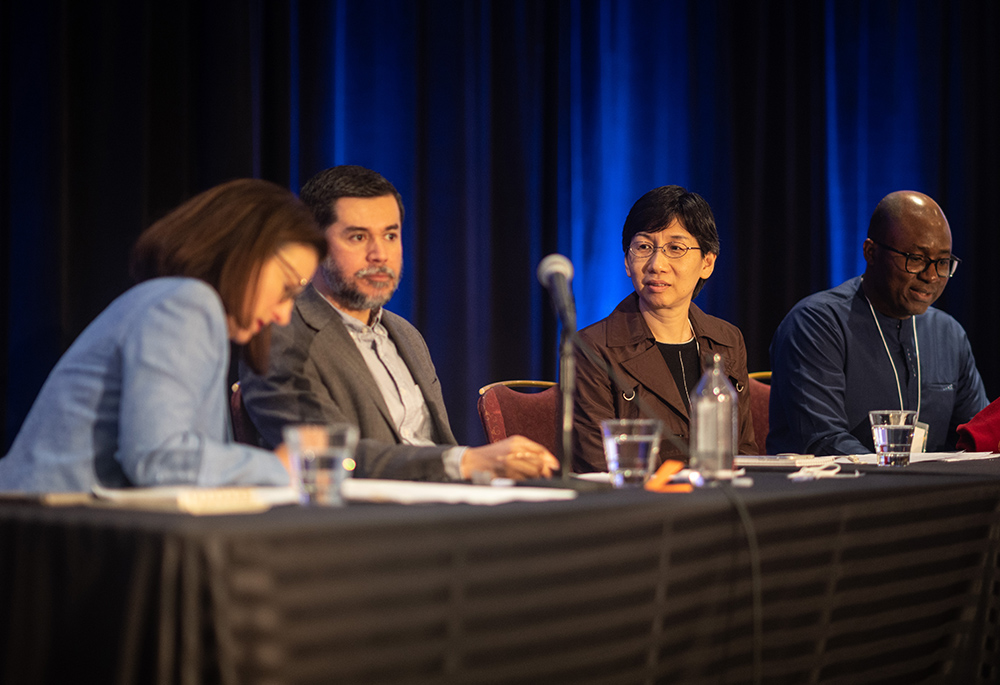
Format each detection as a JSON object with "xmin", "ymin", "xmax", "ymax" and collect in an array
[
  {"xmin": 862, "ymin": 191, "xmax": 954, "ymax": 319},
  {"xmin": 868, "ymin": 191, "xmax": 951, "ymax": 244}
]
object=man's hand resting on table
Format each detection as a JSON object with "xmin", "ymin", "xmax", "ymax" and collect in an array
[{"xmin": 460, "ymin": 436, "xmax": 560, "ymax": 480}]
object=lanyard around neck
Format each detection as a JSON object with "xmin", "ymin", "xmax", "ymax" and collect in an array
[{"xmin": 864, "ymin": 293, "xmax": 921, "ymax": 419}]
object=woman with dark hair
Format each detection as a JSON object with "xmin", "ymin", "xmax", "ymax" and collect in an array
[
  {"xmin": 0, "ymin": 179, "xmax": 326, "ymax": 492},
  {"xmin": 572, "ymin": 185, "xmax": 756, "ymax": 471}
]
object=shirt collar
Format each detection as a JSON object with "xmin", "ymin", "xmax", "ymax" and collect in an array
[{"xmin": 325, "ymin": 299, "xmax": 384, "ymax": 333}]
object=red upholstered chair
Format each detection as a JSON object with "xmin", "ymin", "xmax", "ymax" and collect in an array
[
  {"xmin": 477, "ymin": 381, "xmax": 560, "ymax": 457},
  {"xmin": 748, "ymin": 372, "xmax": 771, "ymax": 455},
  {"xmin": 230, "ymin": 382, "xmax": 262, "ymax": 446}
]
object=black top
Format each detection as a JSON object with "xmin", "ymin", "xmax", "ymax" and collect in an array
[{"xmin": 656, "ymin": 338, "xmax": 700, "ymax": 412}]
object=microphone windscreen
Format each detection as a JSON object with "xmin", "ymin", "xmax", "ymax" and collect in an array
[{"xmin": 537, "ymin": 253, "xmax": 574, "ymax": 286}]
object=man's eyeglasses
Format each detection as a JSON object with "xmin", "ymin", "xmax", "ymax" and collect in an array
[
  {"xmin": 628, "ymin": 241, "xmax": 703, "ymax": 260},
  {"xmin": 870, "ymin": 239, "xmax": 960, "ymax": 278},
  {"xmin": 275, "ymin": 252, "xmax": 310, "ymax": 301}
]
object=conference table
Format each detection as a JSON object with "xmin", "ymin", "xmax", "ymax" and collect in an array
[{"xmin": 3, "ymin": 460, "xmax": 1000, "ymax": 685}]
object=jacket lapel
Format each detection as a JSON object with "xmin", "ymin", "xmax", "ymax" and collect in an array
[
  {"xmin": 689, "ymin": 304, "xmax": 744, "ymax": 393},
  {"xmin": 297, "ymin": 287, "xmax": 401, "ymax": 438},
  {"xmin": 607, "ymin": 296, "xmax": 690, "ymax": 421},
  {"xmin": 621, "ymin": 347, "xmax": 690, "ymax": 421}
]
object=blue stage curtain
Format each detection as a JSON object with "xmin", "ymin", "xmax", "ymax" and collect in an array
[{"xmin": 2, "ymin": 0, "xmax": 998, "ymax": 449}]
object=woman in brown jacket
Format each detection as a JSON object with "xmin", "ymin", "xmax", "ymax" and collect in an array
[{"xmin": 572, "ymin": 186, "xmax": 756, "ymax": 471}]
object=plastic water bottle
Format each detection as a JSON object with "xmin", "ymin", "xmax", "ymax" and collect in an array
[{"xmin": 689, "ymin": 353, "xmax": 737, "ymax": 478}]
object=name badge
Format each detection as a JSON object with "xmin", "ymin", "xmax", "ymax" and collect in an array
[{"xmin": 911, "ymin": 421, "xmax": 929, "ymax": 454}]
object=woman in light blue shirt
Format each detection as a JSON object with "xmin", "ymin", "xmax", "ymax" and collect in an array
[{"xmin": 0, "ymin": 179, "xmax": 326, "ymax": 492}]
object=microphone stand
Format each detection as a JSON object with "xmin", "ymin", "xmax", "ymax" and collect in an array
[
  {"xmin": 559, "ymin": 324, "xmax": 576, "ymax": 483},
  {"xmin": 537, "ymin": 252, "xmax": 689, "ymax": 485}
]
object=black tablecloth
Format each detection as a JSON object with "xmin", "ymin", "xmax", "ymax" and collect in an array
[{"xmin": 3, "ymin": 465, "xmax": 1000, "ymax": 684}]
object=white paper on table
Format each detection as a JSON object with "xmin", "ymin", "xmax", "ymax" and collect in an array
[
  {"xmin": 836, "ymin": 452, "xmax": 996, "ymax": 465},
  {"xmin": 573, "ymin": 473, "xmax": 612, "ymax": 483},
  {"xmin": 341, "ymin": 478, "xmax": 577, "ymax": 505},
  {"xmin": 92, "ymin": 483, "xmax": 299, "ymax": 514},
  {"xmin": 908, "ymin": 451, "xmax": 996, "ymax": 463},
  {"xmin": 735, "ymin": 455, "xmax": 838, "ymax": 467}
]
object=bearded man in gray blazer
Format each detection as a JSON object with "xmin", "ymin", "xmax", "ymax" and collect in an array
[{"xmin": 239, "ymin": 165, "xmax": 557, "ymax": 481}]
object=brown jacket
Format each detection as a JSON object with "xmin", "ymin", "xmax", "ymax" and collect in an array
[{"xmin": 573, "ymin": 293, "xmax": 755, "ymax": 471}]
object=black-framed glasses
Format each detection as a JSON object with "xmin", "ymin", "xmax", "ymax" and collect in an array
[
  {"xmin": 628, "ymin": 241, "xmax": 703, "ymax": 260},
  {"xmin": 870, "ymin": 239, "xmax": 960, "ymax": 278},
  {"xmin": 275, "ymin": 252, "xmax": 310, "ymax": 300}
]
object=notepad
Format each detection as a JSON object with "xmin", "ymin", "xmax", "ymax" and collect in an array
[
  {"xmin": 341, "ymin": 479, "xmax": 577, "ymax": 505},
  {"xmin": 92, "ymin": 484, "xmax": 298, "ymax": 515},
  {"xmin": 734, "ymin": 455, "xmax": 838, "ymax": 468}
]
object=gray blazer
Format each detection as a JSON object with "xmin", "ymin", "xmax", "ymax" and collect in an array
[{"xmin": 239, "ymin": 286, "xmax": 457, "ymax": 480}]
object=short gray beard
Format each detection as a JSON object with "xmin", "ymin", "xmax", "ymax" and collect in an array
[{"xmin": 321, "ymin": 258, "xmax": 400, "ymax": 312}]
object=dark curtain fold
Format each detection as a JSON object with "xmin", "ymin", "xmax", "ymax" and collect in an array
[{"xmin": 3, "ymin": 0, "xmax": 999, "ymax": 449}]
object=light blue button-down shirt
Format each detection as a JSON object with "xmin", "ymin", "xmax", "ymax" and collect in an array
[{"xmin": 0, "ymin": 278, "xmax": 289, "ymax": 492}]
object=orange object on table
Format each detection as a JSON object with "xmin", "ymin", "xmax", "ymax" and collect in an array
[{"xmin": 644, "ymin": 459, "xmax": 693, "ymax": 493}]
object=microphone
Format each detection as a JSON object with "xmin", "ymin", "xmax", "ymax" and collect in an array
[
  {"xmin": 538, "ymin": 254, "xmax": 578, "ymax": 481},
  {"xmin": 537, "ymin": 254, "xmax": 576, "ymax": 332}
]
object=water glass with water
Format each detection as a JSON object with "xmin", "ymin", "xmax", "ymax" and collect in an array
[
  {"xmin": 283, "ymin": 423, "xmax": 359, "ymax": 504},
  {"xmin": 601, "ymin": 419, "xmax": 663, "ymax": 488},
  {"xmin": 868, "ymin": 410, "xmax": 917, "ymax": 467}
]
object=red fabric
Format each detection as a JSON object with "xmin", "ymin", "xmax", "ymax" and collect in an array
[
  {"xmin": 956, "ymin": 397, "xmax": 1000, "ymax": 453},
  {"xmin": 476, "ymin": 384, "xmax": 560, "ymax": 457},
  {"xmin": 748, "ymin": 378, "xmax": 770, "ymax": 455}
]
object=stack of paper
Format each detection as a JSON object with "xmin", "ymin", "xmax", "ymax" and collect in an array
[
  {"xmin": 835, "ymin": 452, "xmax": 996, "ymax": 465},
  {"xmin": 735, "ymin": 455, "xmax": 837, "ymax": 467},
  {"xmin": 341, "ymin": 479, "xmax": 577, "ymax": 505},
  {"xmin": 92, "ymin": 484, "xmax": 298, "ymax": 514}
]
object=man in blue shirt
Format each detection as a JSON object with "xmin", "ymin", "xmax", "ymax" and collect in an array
[{"xmin": 768, "ymin": 191, "xmax": 987, "ymax": 455}]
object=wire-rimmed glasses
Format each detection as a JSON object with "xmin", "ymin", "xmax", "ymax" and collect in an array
[{"xmin": 627, "ymin": 241, "xmax": 703, "ymax": 260}]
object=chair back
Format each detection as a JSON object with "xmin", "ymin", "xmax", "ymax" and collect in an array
[
  {"xmin": 477, "ymin": 381, "xmax": 559, "ymax": 457},
  {"xmin": 747, "ymin": 374, "xmax": 770, "ymax": 455},
  {"xmin": 230, "ymin": 382, "xmax": 262, "ymax": 446}
]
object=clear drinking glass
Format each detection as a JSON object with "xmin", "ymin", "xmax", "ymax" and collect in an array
[
  {"xmin": 601, "ymin": 419, "xmax": 663, "ymax": 488},
  {"xmin": 283, "ymin": 423, "xmax": 359, "ymax": 504},
  {"xmin": 868, "ymin": 410, "xmax": 918, "ymax": 467}
]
